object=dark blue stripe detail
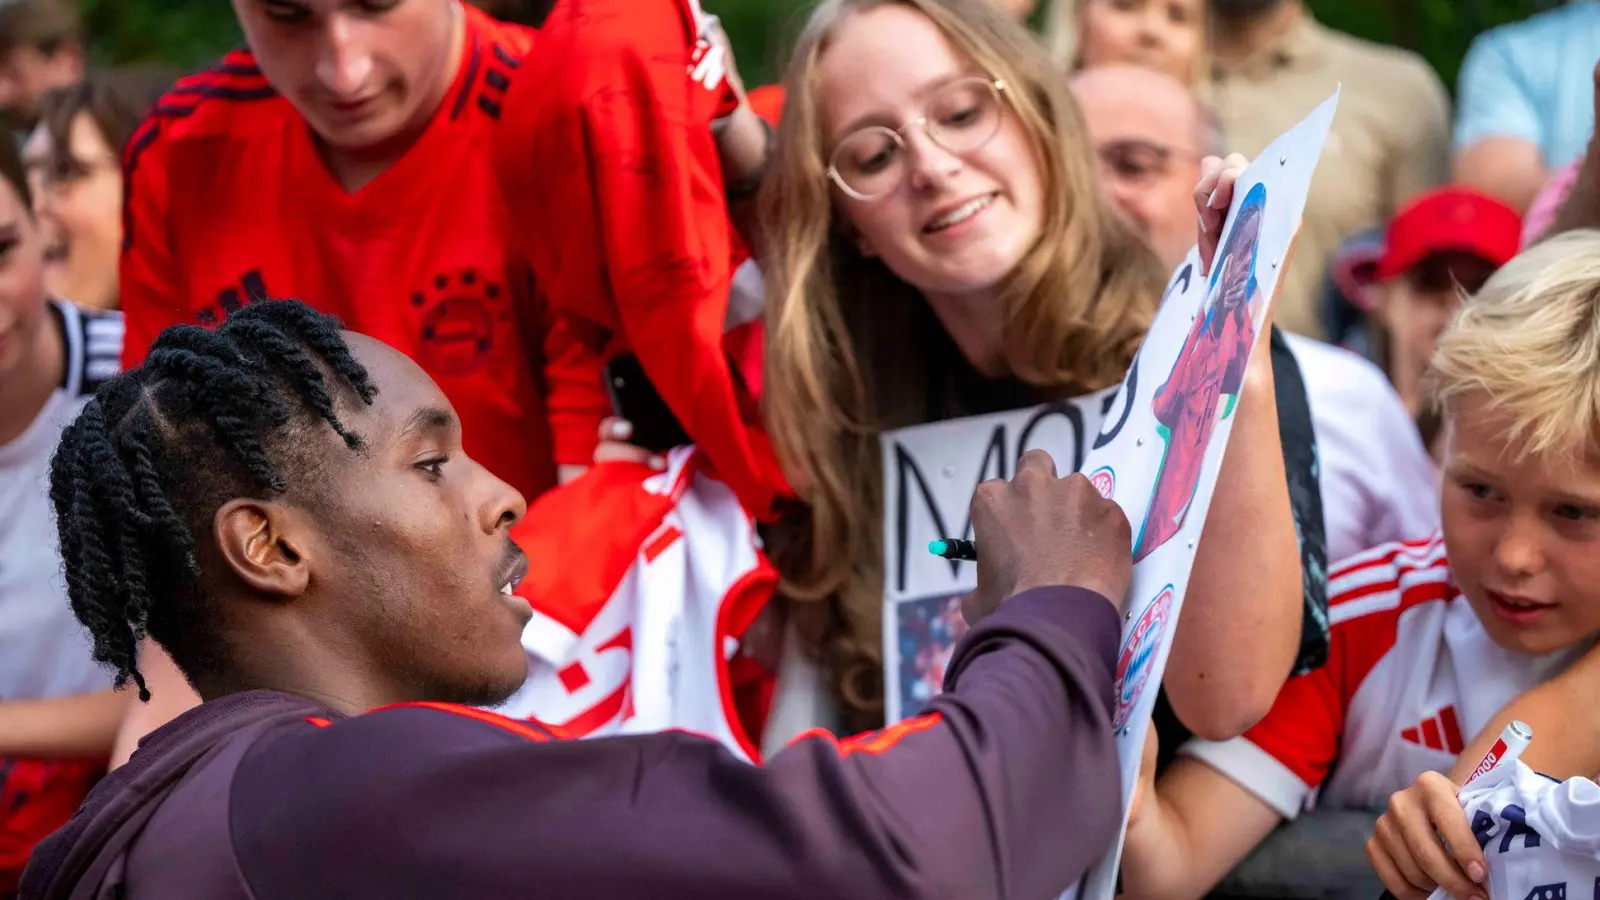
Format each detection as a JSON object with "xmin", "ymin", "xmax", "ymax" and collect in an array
[
  {"xmin": 165, "ymin": 83, "xmax": 277, "ymax": 104},
  {"xmin": 450, "ymin": 33, "xmax": 484, "ymax": 121},
  {"xmin": 209, "ymin": 61, "xmax": 263, "ymax": 77},
  {"xmin": 120, "ymin": 122, "xmax": 162, "ymax": 252},
  {"xmin": 492, "ymin": 44, "xmax": 521, "ymax": 69}
]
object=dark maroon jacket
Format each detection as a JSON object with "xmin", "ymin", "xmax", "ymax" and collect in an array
[{"xmin": 20, "ymin": 587, "xmax": 1120, "ymax": 899}]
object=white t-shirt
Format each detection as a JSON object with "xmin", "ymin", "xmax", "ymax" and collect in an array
[
  {"xmin": 0, "ymin": 300, "xmax": 121, "ymax": 702},
  {"xmin": 1183, "ymin": 533, "xmax": 1593, "ymax": 818},
  {"xmin": 1282, "ymin": 332, "xmax": 1441, "ymax": 564},
  {"xmin": 1434, "ymin": 762, "xmax": 1600, "ymax": 900}
]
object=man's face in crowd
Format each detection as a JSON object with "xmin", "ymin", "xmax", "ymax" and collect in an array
[
  {"xmin": 0, "ymin": 43, "xmax": 82, "ymax": 129},
  {"xmin": 1442, "ymin": 391, "xmax": 1600, "ymax": 657},
  {"xmin": 232, "ymin": 0, "xmax": 459, "ymax": 154},
  {"xmin": 232, "ymin": 332, "xmax": 532, "ymax": 707},
  {"xmin": 1071, "ymin": 65, "xmax": 1203, "ymax": 268},
  {"xmin": 1376, "ymin": 251, "xmax": 1497, "ymax": 416},
  {"xmin": 1078, "ymin": 0, "xmax": 1205, "ymax": 86}
]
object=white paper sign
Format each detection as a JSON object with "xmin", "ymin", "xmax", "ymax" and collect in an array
[
  {"xmin": 879, "ymin": 91, "xmax": 1341, "ymax": 900},
  {"xmin": 881, "ymin": 388, "xmax": 1121, "ymax": 715}
]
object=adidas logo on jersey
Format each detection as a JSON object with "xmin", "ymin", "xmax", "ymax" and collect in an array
[{"xmin": 1401, "ymin": 705, "xmax": 1465, "ymax": 754}]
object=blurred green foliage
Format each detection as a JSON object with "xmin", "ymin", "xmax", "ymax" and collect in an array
[
  {"xmin": 79, "ymin": 0, "xmax": 240, "ymax": 70},
  {"xmin": 81, "ymin": 0, "xmax": 1563, "ymax": 94}
]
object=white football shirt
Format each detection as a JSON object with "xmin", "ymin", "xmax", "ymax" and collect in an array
[
  {"xmin": 1183, "ymin": 533, "xmax": 1594, "ymax": 818},
  {"xmin": 1282, "ymin": 332, "xmax": 1440, "ymax": 564},
  {"xmin": 0, "ymin": 300, "xmax": 121, "ymax": 702},
  {"xmin": 1433, "ymin": 762, "xmax": 1600, "ymax": 900}
]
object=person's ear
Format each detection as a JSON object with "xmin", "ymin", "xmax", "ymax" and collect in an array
[{"xmin": 213, "ymin": 500, "xmax": 312, "ymax": 599}]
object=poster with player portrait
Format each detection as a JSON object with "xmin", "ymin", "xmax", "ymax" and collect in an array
[
  {"xmin": 879, "ymin": 92, "xmax": 1341, "ymax": 900},
  {"xmin": 880, "ymin": 385, "xmax": 1121, "ymax": 720}
]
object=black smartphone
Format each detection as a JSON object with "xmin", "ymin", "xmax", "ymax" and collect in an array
[{"xmin": 604, "ymin": 353, "xmax": 692, "ymax": 454}]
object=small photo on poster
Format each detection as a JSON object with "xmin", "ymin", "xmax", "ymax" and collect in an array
[{"xmin": 891, "ymin": 593, "xmax": 970, "ymax": 719}]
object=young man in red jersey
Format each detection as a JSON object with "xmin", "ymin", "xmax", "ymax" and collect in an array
[
  {"xmin": 113, "ymin": 0, "xmax": 574, "ymax": 763},
  {"xmin": 494, "ymin": 0, "xmax": 787, "ymax": 515},
  {"xmin": 121, "ymin": 0, "xmax": 556, "ymax": 502}
]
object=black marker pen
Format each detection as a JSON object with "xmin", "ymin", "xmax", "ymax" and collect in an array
[{"xmin": 928, "ymin": 538, "xmax": 978, "ymax": 561}]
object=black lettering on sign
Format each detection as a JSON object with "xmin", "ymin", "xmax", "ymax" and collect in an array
[
  {"xmin": 1092, "ymin": 363, "xmax": 1136, "ymax": 452},
  {"xmin": 1093, "ymin": 261, "xmax": 1189, "ymax": 452},
  {"xmin": 1523, "ymin": 884, "xmax": 1566, "ymax": 900},
  {"xmin": 1017, "ymin": 402, "xmax": 1089, "ymax": 473},
  {"xmin": 889, "ymin": 395, "xmax": 1104, "ymax": 594},
  {"xmin": 1164, "ymin": 262, "xmax": 1195, "ymax": 307},
  {"xmin": 891, "ymin": 425, "xmax": 1008, "ymax": 593}
]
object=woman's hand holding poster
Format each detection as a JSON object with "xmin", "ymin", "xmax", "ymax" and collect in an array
[{"xmin": 878, "ymin": 91, "xmax": 1341, "ymax": 900}]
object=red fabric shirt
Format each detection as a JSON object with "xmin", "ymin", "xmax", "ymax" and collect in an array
[
  {"xmin": 0, "ymin": 759, "xmax": 98, "ymax": 892},
  {"xmin": 494, "ymin": 0, "xmax": 790, "ymax": 518},
  {"xmin": 119, "ymin": 6, "xmax": 557, "ymax": 500}
]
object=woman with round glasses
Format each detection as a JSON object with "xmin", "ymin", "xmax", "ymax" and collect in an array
[{"xmin": 754, "ymin": 0, "xmax": 1302, "ymax": 742}]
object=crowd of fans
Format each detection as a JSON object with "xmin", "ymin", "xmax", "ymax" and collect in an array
[{"xmin": 5, "ymin": 0, "xmax": 1600, "ymax": 896}]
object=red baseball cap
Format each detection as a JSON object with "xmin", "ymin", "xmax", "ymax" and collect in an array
[{"xmin": 1375, "ymin": 187, "xmax": 1523, "ymax": 281}]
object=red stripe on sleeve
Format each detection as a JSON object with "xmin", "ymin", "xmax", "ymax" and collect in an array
[
  {"xmin": 375, "ymin": 701, "xmax": 559, "ymax": 743},
  {"xmin": 789, "ymin": 713, "xmax": 947, "ymax": 759}
]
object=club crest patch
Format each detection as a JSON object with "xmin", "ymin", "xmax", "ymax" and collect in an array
[{"xmin": 1113, "ymin": 584, "xmax": 1174, "ymax": 729}]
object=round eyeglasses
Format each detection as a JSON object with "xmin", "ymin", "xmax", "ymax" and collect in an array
[{"xmin": 826, "ymin": 76, "xmax": 1008, "ymax": 201}]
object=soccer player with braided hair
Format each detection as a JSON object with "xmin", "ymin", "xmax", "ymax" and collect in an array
[
  {"xmin": 48, "ymin": 300, "xmax": 382, "ymax": 706},
  {"xmin": 24, "ymin": 299, "xmax": 1141, "ymax": 900}
]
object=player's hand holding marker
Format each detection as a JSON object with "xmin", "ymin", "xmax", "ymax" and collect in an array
[{"xmin": 960, "ymin": 449, "xmax": 1132, "ymax": 626}]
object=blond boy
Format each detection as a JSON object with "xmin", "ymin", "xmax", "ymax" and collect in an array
[{"xmin": 1119, "ymin": 230, "xmax": 1600, "ymax": 900}]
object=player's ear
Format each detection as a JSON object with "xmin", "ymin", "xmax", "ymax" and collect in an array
[{"xmin": 214, "ymin": 499, "xmax": 312, "ymax": 599}]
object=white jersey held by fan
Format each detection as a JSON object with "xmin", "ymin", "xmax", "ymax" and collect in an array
[{"xmin": 1434, "ymin": 762, "xmax": 1600, "ymax": 900}]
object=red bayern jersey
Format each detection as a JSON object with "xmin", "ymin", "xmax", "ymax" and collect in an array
[
  {"xmin": 120, "ymin": 4, "xmax": 558, "ymax": 499},
  {"xmin": 1181, "ymin": 533, "xmax": 1591, "ymax": 819},
  {"xmin": 494, "ymin": 0, "xmax": 790, "ymax": 519}
]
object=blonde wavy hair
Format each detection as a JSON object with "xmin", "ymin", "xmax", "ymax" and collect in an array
[
  {"xmin": 759, "ymin": 0, "xmax": 1166, "ymax": 723},
  {"xmin": 1432, "ymin": 230, "xmax": 1600, "ymax": 467}
]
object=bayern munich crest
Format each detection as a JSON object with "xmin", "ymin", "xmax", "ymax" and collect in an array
[
  {"xmin": 1088, "ymin": 466, "xmax": 1116, "ymax": 500},
  {"xmin": 1112, "ymin": 584, "xmax": 1175, "ymax": 729}
]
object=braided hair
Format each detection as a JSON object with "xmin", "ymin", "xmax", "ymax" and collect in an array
[{"xmin": 49, "ymin": 300, "xmax": 378, "ymax": 700}]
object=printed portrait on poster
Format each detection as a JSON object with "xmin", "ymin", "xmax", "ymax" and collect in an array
[
  {"xmin": 1132, "ymin": 182, "xmax": 1269, "ymax": 563},
  {"xmin": 893, "ymin": 593, "xmax": 970, "ymax": 718}
]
